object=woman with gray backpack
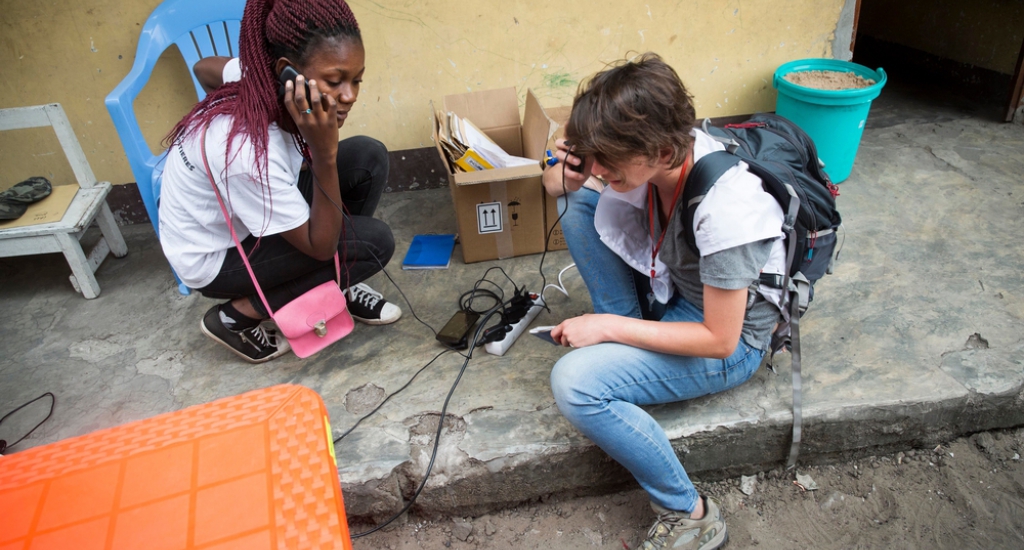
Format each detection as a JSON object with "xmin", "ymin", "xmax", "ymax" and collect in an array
[{"xmin": 541, "ymin": 52, "xmax": 839, "ymax": 550}]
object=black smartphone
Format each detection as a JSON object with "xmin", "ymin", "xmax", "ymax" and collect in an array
[
  {"xmin": 566, "ymin": 153, "xmax": 586, "ymax": 173},
  {"xmin": 436, "ymin": 310, "xmax": 480, "ymax": 349},
  {"xmin": 277, "ymin": 66, "xmax": 312, "ymax": 105},
  {"xmin": 563, "ymin": 141, "xmax": 585, "ymax": 173}
]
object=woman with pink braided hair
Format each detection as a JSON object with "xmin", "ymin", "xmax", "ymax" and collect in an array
[{"xmin": 159, "ymin": 0, "xmax": 401, "ymax": 363}]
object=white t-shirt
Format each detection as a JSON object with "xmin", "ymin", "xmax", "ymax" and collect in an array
[
  {"xmin": 158, "ymin": 115, "xmax": 309, "ymax": 289},
  {"xmin": 222, "ymin": 57, "xmax": 242, "ymax": 82}
]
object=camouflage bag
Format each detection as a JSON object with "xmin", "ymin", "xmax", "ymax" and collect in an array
[{"xmin": 0, "ymin": 177, "xmax": 52, "ymax": 220}]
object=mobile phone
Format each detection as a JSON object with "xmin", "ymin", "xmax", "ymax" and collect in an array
[
  {"xmin": 436, "ymin": 310, "xmax": 481, "ymax": 350},
  {"xmin": 529, "ymin": 325, "xmax": 559, "ymax": 345},
  {"xmin": 563, "ymin": 141, "xmax": 585, "ymax": 173},
  {"xmin": 277, "ymin": 66, "xmax": 312, "ymax": 105},
  {"xmin": 566, "ymin": 153, "xmax": 586, "ymax": 173}
]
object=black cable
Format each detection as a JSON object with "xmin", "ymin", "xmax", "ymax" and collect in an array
[
  {"xmin": 351, "ymin": 300, "xmax": 507, "ymax": 539},
  {"xmin": 307, "ymin": 166, "xmax": 446, "ymax": 341},
  {"xmin": 477, "ymin": 265, "xmax": 519, "ymax": 290},
  {"xmin": 310, "ymin": 160, "xmax": 528, "ymax": 354},
  {"xmin": 333, "ymin": 348, "xmax": 455, "ymax": 444},
  {"xmin": 536, "ymin": 145, "xmax": 575, "ymax": 311},
  {"xmin": 471, "ymin": 292, "xmax": 520, "ymax": 346},
  {"xmin": 330, "ymin": 262, "xmax": 522, "ymax": 449},
  {"xmin": 305, "ymin": 151, "xmax": 534, "ymax": 538},
  {"xmin": 0, "ymin": 392, "xmax": 55, "ymax": 454},
  {"xmin": 459, "ymin": 284, "xmax": 503, "ymax": 314}
]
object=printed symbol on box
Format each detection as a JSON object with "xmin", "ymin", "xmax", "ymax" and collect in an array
[
  {"xmin": 477, "ymin": 201, "xmax": 503, "ymax": 234},
  {"xmin": 508, "ymin": 198, "xmax": 520, "ymax": 227}
]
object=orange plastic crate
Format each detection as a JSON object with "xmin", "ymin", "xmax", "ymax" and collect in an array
[{"xmin": 0, "ymin": 384, "xmax": 353, "ymax": 550}]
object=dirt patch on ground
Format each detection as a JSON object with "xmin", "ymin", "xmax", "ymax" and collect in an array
[
  {"xmin": 784, "ymin": 70, "xmax": 876, "ymax": 90},
  {"xmin": 350, "ymin": 428, "xmax": 1024, "ymax": 549}
]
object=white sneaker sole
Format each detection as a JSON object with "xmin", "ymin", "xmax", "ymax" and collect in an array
[{"xmin": 351, "ymin": 308, "xmax": 402, "ymax": 326}]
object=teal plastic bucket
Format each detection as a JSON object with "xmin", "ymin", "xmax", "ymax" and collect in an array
[{"xmin": 773, "ymin": 59, "xmax": 887, "ymax": 183}]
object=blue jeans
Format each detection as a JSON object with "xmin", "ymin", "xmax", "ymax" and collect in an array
[{"xmin": 550, "ymin": 189, "xmax": 764, "ymax": 512}]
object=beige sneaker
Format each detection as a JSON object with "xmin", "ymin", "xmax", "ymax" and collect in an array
[{"xmin": 637, "ymin": 496, "xmax": 727, "ymax": 550}]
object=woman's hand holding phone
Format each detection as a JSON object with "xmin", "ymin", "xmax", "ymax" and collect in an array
[
  {"xmin": 278, "ymin": 65, "xmax": 345, "ymax": 261},
  {"xmin": 541, "ymin": 138, "xmax": 589, "ymax": 197},
  {"xmin": 281, "ymin": 68, "xmax": 339, "ymax": 163}
]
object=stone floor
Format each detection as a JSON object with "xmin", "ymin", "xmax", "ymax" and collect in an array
[{"xmin": 1, "ymin": 77, "xmax": 1022, "ymax": 523}]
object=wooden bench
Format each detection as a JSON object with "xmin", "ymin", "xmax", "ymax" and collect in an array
[{"xmin": 0, "ymin": 103, "xmax": 128, "ymax": 298}]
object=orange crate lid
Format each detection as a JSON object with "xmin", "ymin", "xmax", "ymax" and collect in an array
[{"xmin": 0, "ymin": 384, "xmax": 352, "ymax": 550}]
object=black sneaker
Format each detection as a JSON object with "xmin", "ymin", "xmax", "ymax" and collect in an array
[
  {"xmin": 344, "ymin": 283, "xmax": 402, "ymax": 325},
  {"xmin": 200, "ymin": 306, "xmax": 290, "ymax": 363}
]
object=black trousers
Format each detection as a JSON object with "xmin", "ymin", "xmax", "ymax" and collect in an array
[{"xmin": 197, "ymin": 136, "xmax": 394, "ymax": 317}]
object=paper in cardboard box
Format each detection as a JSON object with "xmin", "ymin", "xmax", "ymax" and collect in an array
[
  {"xmin": 456, "ymin": 116, "xmax": 536, "ymax": 171},
  {"xmin": 433, "ymin": 87, "xmax": 557, "ymax": 263},
  {"xmin": 434, "ymin": 111, "xmax": 537, "ymax": 172}
]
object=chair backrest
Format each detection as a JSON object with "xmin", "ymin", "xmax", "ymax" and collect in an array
[
  {"xmin": 105, "ymin": 0, "xmax": 245, "ymax": 234},
  {"xmin": 134, "ymin": 0, "xmax": 246, "ymax": 102},
  {"xmin": 105, "ymin": 0, "xmax": 245, "ymax": 295},
  {"xmin": 0, "ymin": 104, "xmax": 97, "ymax": 189},
  {"xmin": 171, "ymin": 13, "xmax": 244, "ymax": 101}
]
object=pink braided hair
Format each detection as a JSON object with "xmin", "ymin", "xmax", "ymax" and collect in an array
[{"xmin": 164, "ymin": 0, "xmax": 360, "ymax": 194}]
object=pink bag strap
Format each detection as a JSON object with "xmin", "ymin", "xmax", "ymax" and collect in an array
[{"xmin": 199, "ymin": 122, "xmax": 340, "ymax": 319}]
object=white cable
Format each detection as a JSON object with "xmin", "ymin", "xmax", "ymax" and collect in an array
[{"xmin": 541, "ymin": 263, "xmax": 577, "ymax": 302}]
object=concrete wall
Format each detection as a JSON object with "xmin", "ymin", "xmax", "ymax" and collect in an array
[
  {"xmin": 858, "ymin": 0, "xmax": 1024, "ymax": 75},
  {"xmin": 1, "ymin": 0, "xmax": 854, "ymax": 189}
]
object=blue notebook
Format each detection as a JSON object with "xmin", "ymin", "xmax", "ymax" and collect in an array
[{"xmin": 402, "ymin": 234, "xmax": 456, "ymax": 270}]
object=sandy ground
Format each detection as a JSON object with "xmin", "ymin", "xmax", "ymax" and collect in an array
[
  {"xmin": 350, "ymin": 427, "xmax": 1024, "ymax": 549},
  {"xmin": 783, "ymin": 70, "xmax": 876, "ymax": 90}
]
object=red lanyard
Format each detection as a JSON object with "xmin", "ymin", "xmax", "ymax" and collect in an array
[{"xmin": 647, "ymin": 156, "xmax": 690, "ymax": 280}]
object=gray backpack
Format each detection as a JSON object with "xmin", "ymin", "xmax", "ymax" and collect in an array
[{"xmin": 682, "ymin": 113, "xmax": 843, "ymax": 468}]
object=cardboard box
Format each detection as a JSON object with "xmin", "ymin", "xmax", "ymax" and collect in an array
[
  {"xmin": 541, "ymin": 105, "xmax": 573, "ymax": 251},
  {"xmin": 434, "ymin": 87, "xmax": 557, "ymax": 263}
]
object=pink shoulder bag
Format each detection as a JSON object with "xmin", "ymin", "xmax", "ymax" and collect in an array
[{"xmin": 200, "ymin": 124, "xmax": 354, "ymax": 358}]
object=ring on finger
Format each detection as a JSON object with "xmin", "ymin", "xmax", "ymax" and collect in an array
[{"xmin": 304, "ymin": 108, "xmax": 312, "ymax": 114}]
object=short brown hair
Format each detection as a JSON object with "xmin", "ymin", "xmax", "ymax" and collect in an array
[{"xmin": 565, "ymin": 52, "xmax": 696, "ymax": 170}]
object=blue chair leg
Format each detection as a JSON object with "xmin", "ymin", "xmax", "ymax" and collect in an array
[{"xmin": 172, "ymin": 269, "xmax": 192, "ymax": 296}]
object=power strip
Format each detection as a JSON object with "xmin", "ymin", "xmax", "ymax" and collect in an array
[{"xmin": 484, "ymin": 295, "xmax": 545, "ymax": 356}]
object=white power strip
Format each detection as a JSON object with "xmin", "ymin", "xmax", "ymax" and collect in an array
[{"xmin": 484, "ymin": 295, "xmax": 545, "ymax": 357}]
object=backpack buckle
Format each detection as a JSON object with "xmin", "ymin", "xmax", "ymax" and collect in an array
[{"xmin": 758, "ymin": 272, "xmax": 785, "ymax": 289}]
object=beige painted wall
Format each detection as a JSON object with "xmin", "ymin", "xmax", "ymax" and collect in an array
[
  {"xmin": 859, "ymin": 0, "xmax": 1024, "ymax": 75},
  {"xmin": 1, "ymin": 0, "xmax": 852, "ymax": 189}
]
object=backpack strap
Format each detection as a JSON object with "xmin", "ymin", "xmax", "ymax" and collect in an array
[
  {"xmin": 681, "ymin": 150, "xmax": 743, "ymax": 256},
  {"xmin": 700, "ymin": 118, "xmax": 741, "ymax": 153},
  {"xmin": 784, "ymin": 281, "xmax": 804, "ymax": 470},
  {"xmin": 763, "ymin": 177, "xmax": 804, "ymax": 470},
  {"xmin": 685, "ymin": 147, "xmax": 809, "ymax": 470}
]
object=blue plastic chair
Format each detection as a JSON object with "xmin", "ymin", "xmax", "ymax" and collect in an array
[{"xmin": 105, "ymin": 0, "xmax": 246, "ymax": 295}]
